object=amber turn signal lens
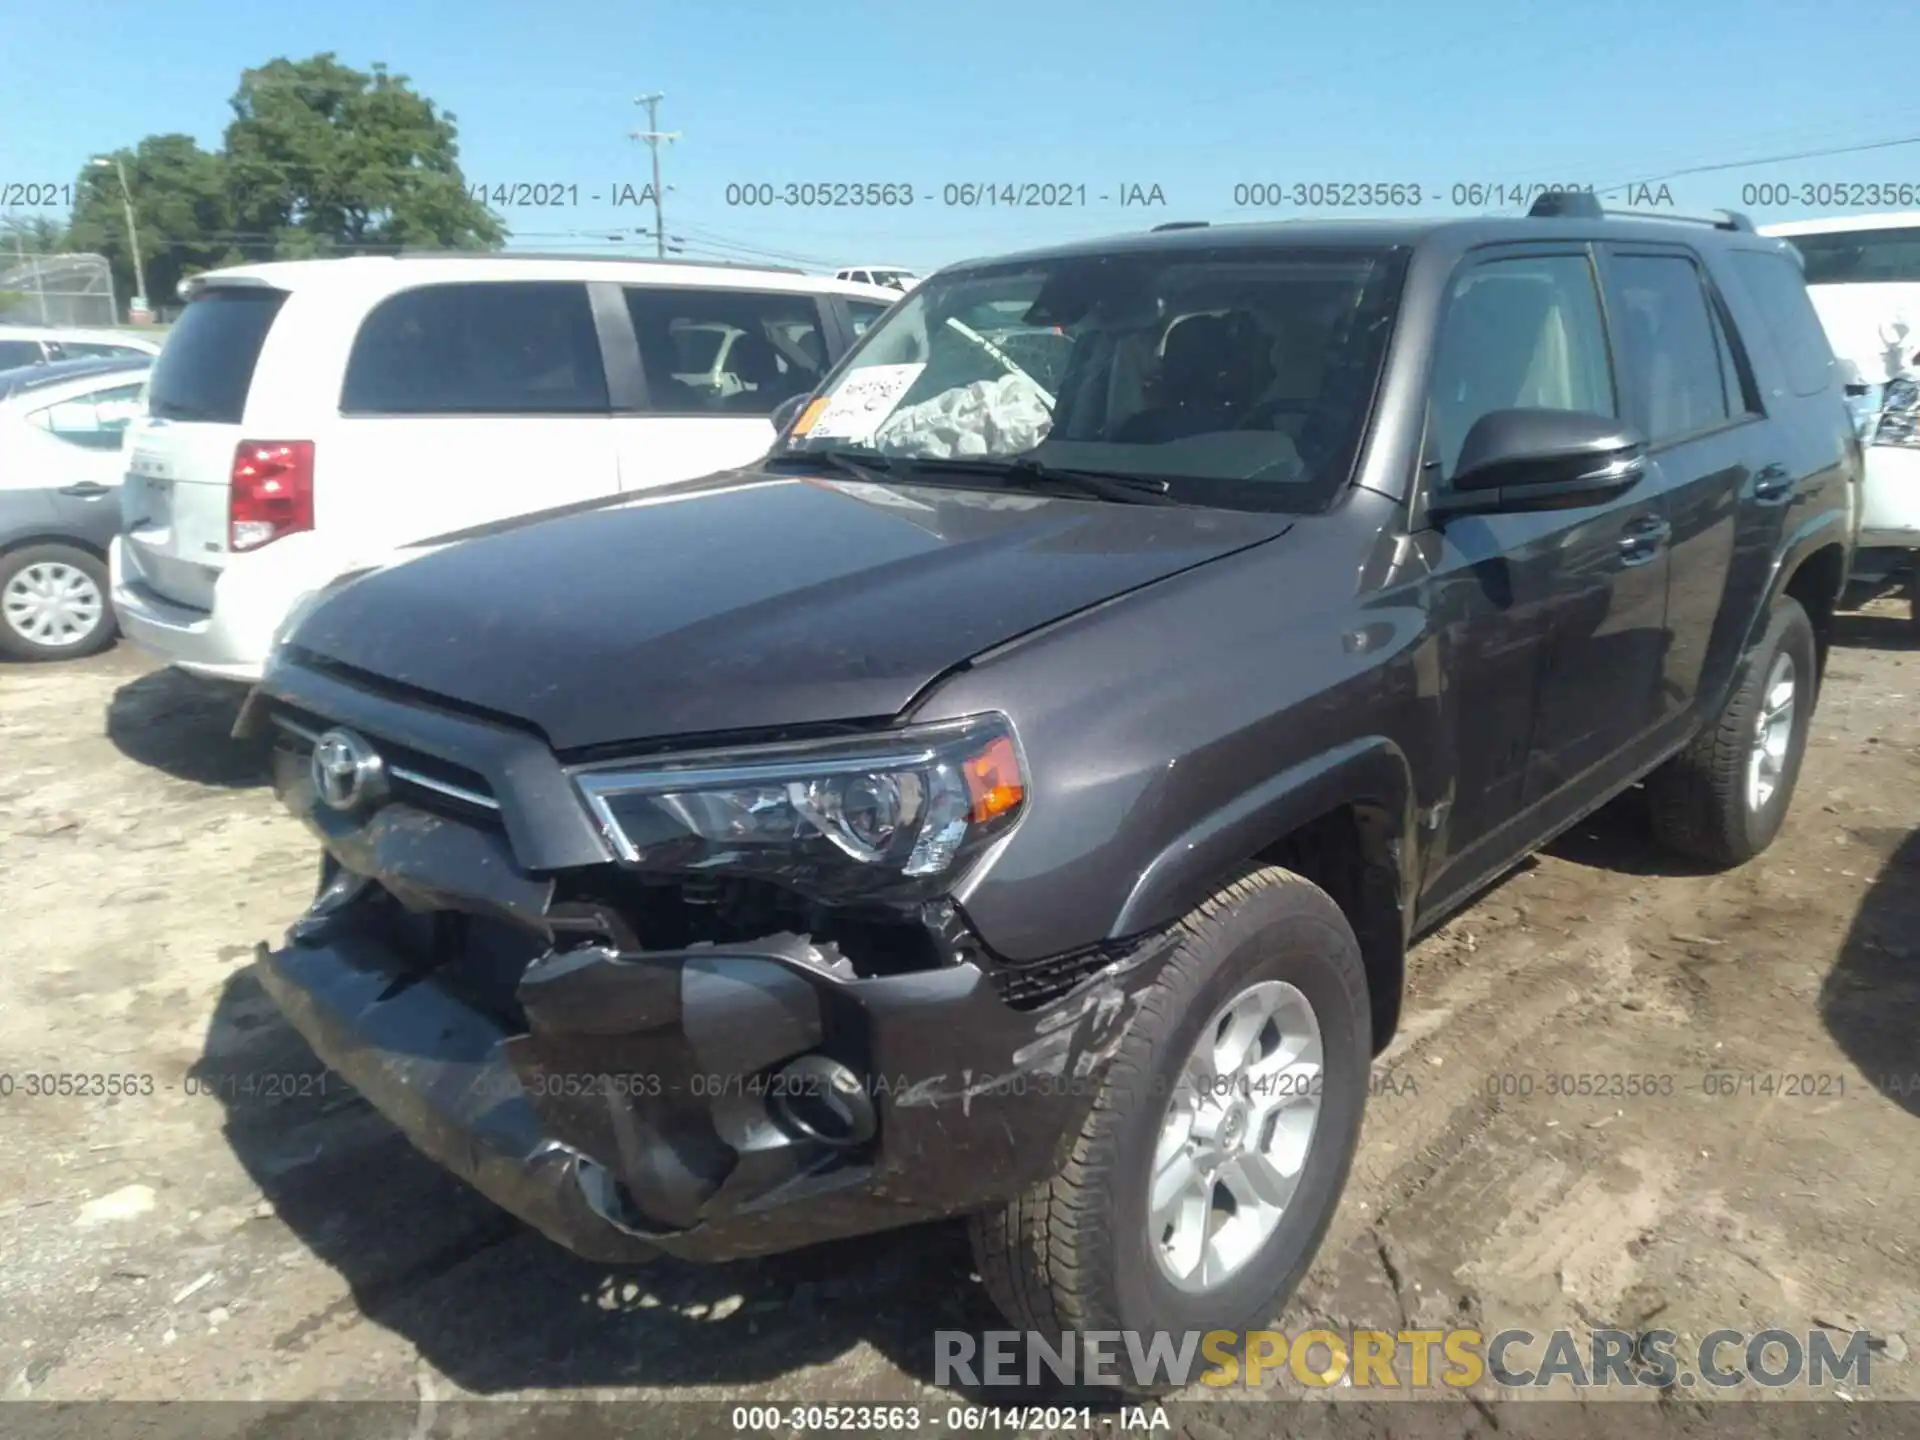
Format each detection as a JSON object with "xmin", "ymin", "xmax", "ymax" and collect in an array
[
  {"xmin": 963, "ymin": 734, "xmax": 1024, "ymax": 824},
  {"xmin": 790, "ymin": 396, "xmax": 829, "ymax": 437}
]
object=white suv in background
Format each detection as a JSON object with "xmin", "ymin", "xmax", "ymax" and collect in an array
[
  {"xmin": 1763, "ymin": 214, "xmax": 1920, "ymax": 624},
  {"xmin": 110, "ymin": 255, "xmax": 900, "ymax": 683}
]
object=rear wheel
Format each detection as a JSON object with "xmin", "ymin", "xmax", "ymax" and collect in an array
[
  {"xmin": 968, "ymin": 866, "xmax": 1370, "ymax": 1395},
  {"xmin": 1647, "ymin": 597, "xmax": 1816, "ymax": 866},
  {"xmin": 0, "ymin": 544, "xmax": 115, "ymax": 662}
]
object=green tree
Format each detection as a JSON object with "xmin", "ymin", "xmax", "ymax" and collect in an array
[
  {"xmin": 223, "ymin": 54, "xmax": 504, "ymax": 258},
  {"xmin": 66, "ymin": 135, "xmax": 235, "ymax": 315},
  {"xmin": 0, "ymin": 213, "xmax": 70, "ymax": 255}
]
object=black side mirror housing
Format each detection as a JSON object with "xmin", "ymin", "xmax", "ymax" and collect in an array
[{"xmin": 1429, "ymin": 409, "xmax": 1648, "ymax": 518}]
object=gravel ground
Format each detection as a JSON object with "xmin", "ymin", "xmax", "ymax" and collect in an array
[{"xmin": 1, "ymin": 608, "xmax": 1916, "ymax": 1438}]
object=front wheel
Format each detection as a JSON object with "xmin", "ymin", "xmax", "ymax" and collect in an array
[
  {"xmin": 968, "ymin": 866, "xmax": 1370, "ymax": 1395},
  {"xmin": 1647, "ymin": 596, "xmax": 1817, "ymax": 866}
]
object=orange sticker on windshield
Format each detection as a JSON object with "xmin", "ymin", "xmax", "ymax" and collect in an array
[{"xmin": 789, "ymin": 397, "xmax": 828, "ymax": 436}]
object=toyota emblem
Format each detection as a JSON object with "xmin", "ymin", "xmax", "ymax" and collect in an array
[{"xmin": 310, "ymin": 728, "xmax": 388, "ymax": 812}]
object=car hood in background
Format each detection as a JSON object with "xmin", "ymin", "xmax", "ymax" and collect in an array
[{"xmin": 289, "ymin": 473, "xmax": 1293, "ymax": 752}]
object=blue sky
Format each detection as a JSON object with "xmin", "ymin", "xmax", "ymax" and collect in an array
[{"xmin": 3, "ymin": 0, "xmax": 1919, "ymax": 274}]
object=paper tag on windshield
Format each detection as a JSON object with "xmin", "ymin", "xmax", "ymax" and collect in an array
[{"xmin": 804, "ymin": 363, "xmax": 925, "ymax": 442}]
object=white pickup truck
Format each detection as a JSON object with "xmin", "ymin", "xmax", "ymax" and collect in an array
[{"xmin": 1763, "ymin": 214, "xmax": 1920, "ymax": 626}]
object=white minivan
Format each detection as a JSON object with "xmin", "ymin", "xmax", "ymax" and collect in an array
[{"xmin": 110, "ymin": 255, "xmax": 901, "ymax": 682}]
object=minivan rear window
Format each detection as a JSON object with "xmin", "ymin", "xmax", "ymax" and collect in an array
[{"xmin": 148, "ymin": 288, "xmax": 288, "ymax": 423}]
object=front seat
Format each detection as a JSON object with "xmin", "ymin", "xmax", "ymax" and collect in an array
[{"xmin": 1115, "ymin": 311, "xmax": 1275, "ymax": 444}]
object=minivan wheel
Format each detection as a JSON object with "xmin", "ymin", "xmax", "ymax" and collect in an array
[
  {"xmin": 0, "ymin": 544, "xmax": 115, "ymax": 662},
  {"xmin": 967, "ymin": 866, "xmax": 1370, "ymax": 1395},
  {"xmin": 1647, "ymin": 596, "xmax": 1816, "ymax": 867}
]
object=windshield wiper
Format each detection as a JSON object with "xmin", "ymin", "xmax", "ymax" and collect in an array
[
  {"xmin": 906, "ymin": 456, "xmax": 1182, "ymax": 506},
  {"xmin": 765, "ymin": 448, "xmax": 897, "ymax": 485}
]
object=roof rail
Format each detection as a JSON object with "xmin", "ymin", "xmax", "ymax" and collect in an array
[
  {"xmin": 389, "ymin": 249, "xmax": 807, "ymax": 273},
  {"xmin": 1605, "ymin": 208, "xmax": 1755, "ymax": 233},
  {"xmin": 1151, "ymin": 221, "xmax": 1210, "ymax": 231},
  {"xmin": 1524, "ymin": 190, "xmax": 1755, "ymax": 232}
]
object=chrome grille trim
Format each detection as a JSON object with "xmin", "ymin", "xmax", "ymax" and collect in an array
[{"xmin": 270, "ymin": 713, "xmax": 501, "ymax": 812}]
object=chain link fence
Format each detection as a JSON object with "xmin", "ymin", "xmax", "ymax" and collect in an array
[{"xmin": 0, "ymin": 250, "xmax": 118, "ymax": 326}]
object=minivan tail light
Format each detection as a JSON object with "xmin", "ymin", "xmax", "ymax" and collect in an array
[{"xmin": 229, "ymin": 441, "xmax": 314, "ymax": 551}]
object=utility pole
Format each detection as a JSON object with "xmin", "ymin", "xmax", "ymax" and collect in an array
[
  {"xmin": 90, "ymin": 155, "xmax": 149, "ymax": 319},
  {"xmin": 632, "ymin": 93, "xmax": 680, "ymax": 259}
]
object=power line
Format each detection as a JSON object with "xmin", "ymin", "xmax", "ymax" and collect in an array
[{"xmin": 1600, "ymin": 131, "xmax": 1920, "ymax": 196}]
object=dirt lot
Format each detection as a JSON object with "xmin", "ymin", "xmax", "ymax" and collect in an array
[{"xmin": 2, "ymin": 610, "xmax": 1917, "ymax": 1435}]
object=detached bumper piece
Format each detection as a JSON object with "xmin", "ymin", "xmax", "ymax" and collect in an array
[{"xmin": 256, "ymin": 880, "xmax": 1162, "ymax": 1265}]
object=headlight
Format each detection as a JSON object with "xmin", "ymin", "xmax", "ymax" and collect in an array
[
  {"xmin": 571, "ymin": 713, "xmax": 1027, "ymax": 902},
  {"xmin": 1874, "ymin": 377, "xmax": 1920, "ymax": 448}
]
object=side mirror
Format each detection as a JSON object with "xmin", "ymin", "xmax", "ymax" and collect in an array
[
  {"xmin": 769, "ymin": 392, "xmax": 813, "ymax": 437},
  {"xmin": 1429, "ymin": 409, "xmax": 1648, "ymax": 519}
]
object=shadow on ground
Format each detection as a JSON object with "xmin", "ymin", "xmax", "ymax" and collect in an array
[
  {"xmin": 1821, "ymin": 826, "xmax": 1920, "ymax": 1118},
  {"xmin": 1832, "ymin": 609, "xmax": 1920, "ymax": 653},
  {"xmin": 106, "ymin": 667, "xmax": 272, "ymax": 787},
  {"xmin": 191, "ymin": 967, "xmax": 1107, "ymax": 1401}
]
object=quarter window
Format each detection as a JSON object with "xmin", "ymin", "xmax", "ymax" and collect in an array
[
  {"xmin": 341, "ymin": 282, "xmax": 609, "ymax": 415},
  {"xmin": 1727, "ymin": 250, "xmax": 1837, "ymax": 397},
  {"xmin": 1428, "ymin": 253, "xmax": 1615, "ymax": 480},
  {"xmin": 1607, "ymin": 254, "xmax": 1736, "ymax": 443},
  {"xmin": 624, "ymin": 288, "xmax": 827, "ymax": 416}
]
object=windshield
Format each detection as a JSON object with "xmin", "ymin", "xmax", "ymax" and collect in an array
[{"xmin": 781, "ymin": 245, "xmax": 1405, "ymax": 511}]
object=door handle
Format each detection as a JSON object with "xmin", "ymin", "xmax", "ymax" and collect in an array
[
  {"xmin": 1618, "ymin": 513, "xmax": 1669, "ymax": 565},
  {"xmin": 57, "ymin": 482, "xmax": 113, "ymax": 499},
  {"xmin": 1752, "ymin": 464, "xmax": 1795, "ymax": 503}
]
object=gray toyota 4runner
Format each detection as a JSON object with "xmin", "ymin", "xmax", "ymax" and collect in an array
[{"xmin": 239, "ymin": 194, "xmax": 1856, "ymax": 1391}]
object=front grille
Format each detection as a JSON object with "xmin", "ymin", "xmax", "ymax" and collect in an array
[{"xmin": 270, "ymin": 705, "xmax": 501, "ymax": 823}]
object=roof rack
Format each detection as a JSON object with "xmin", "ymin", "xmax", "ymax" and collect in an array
[
  {"xmin": 388, "ymin": 249, "xmax": 806, "ymax": 273},
  {"xmin": 1524, "ymin": 191, "xmax": 1754, "ymax": 231},
  {"xmin": 1151, "ymin": 221, "xmax": 1210, "ymax": 231}
]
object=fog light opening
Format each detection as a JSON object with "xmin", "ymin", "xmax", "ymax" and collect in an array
[{"xmin": 768, "ymin": 1055, "xmax": 876, "ymax": 1148}]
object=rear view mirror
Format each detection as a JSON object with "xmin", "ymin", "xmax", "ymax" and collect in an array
[{"xmin": 1429, "ymin": 409, "xmax": 1647, "ymax": 519}]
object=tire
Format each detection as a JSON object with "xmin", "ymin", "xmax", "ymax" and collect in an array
[
  {"xmin": 968, "ymin": 865, "xmax": 1370, "ymax": 1396},
  {"xmin": 0, "ymin": 544, "xmax": 116, "ymax": 662},
  {"xmin": 1647, "ymin": 596, "xmax": 1817, "ymax": 867},
  {"xmin": 1906, "ymin": 564, "xmax": 1920, "ymax": 632}
]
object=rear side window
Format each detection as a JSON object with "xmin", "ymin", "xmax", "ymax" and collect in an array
[
  {"xmin": 624, "ymin": 287, "xmax": 828, "ymax": 416},
  {"xmin": 1787, "ymin": 226, "xmax": 1920, "ymax": 284},
  {"xmin": 0, "ymin": 339, "xmax": 46, "ymax": 369},
  {"xmin": 342, "ymin": 282, "xmax": 609, "ymax": 415},
  {"xmin": 57, "ymin": 342, "xmax": 146, "ymax": 360},
  {"xmin": 1726, "ymin": 250, "xmax": 1837, "ymax": 398},
  {"xmin": 149, "ymin": 288, "xmax": 287, "ymax": 422},
  {"xmin": 27, "ymin": 381, "xmax": 146, "ymax": 450},
  {"xmin": 1605, "ymin": 254, "xmax": 1737, "ymax": 444}
]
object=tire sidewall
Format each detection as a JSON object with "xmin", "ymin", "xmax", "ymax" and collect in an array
[
  {"xmin": 0, "ymin": 545, "xmax": 114, "ymax": 661},
  {"xmin": 1737, "ymin": 600, "xmax": 1817, "ymax": 855},
  {"xmin": 1103, "ymin": 879, "xmax": 1369, "ymax": 1338}
]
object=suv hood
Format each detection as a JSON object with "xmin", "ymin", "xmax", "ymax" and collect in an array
[{"xmin": 289, "ymin": 473, "xmax": 1292, "ymax": 752}]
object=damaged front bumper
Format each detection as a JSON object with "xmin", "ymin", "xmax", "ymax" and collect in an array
[{"xmin": 252, "ymin": 717, "xmax": 1169, "ymax": 1265}]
